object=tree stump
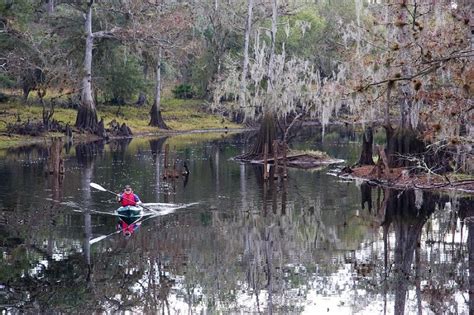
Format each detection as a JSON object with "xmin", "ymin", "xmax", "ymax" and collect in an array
[
  {"xmin": 97, "ymin": 118, "xmax": 107, "ymax": 138},
  {"xmin": 119, "ymin": 123, "xmax": 132, "ymax": 137},
  {"xmin": 370, "ymin": 145, "xmax": 391, "ymax": 178},
  {"xmin": 48, "ymin": 138, "xmax": 64, "ymax": 176},
  {"xmin": 135, "ymin": 92, "xmax": 147, "ymax": 107},
  {"xmin": 282, "ymin": 142, "xmax": 288, "ymax": 179},
  {"xmin": 263, "ymin": 143, "xmax": 269, "ymax": 181},
  {"xmin": 273, "ymin": 140, "xmax": 279, "ymax": 180},
  {"xmin": 65, "ymin": 123, "xmax": 73, "ymax": 142}
]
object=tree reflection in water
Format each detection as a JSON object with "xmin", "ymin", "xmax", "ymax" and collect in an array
[
  {"xmin": 0, "ymin": 137, "xmax": 473, "ymax": 314},
  {"xmin": 356, "ymin": 185, "xmax": 473, "ymax": 315},
  {"xmin": 382, "ymin": 188, "xmax": 444, "ymax": 315}
]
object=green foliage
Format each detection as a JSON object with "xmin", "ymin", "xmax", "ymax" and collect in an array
[
  {"xmin": 190, "ymin": 52, "xmax": 216, "ymax": 98},
  {"xmin": 0, "ymin": 73, "xmax": 15, "ymax": 88},
  {"xmin": 275, "ymin": 8, "xmax": 326, "ymax": 57},
  {"xmin": 172, "ymin": 84, "xmax": 194, "ymax": 99},
  {"xmin": 0, "ymin": 98, "xmax": 240, "ymax": 146},
  {"xmin": 189, "ymin": 14, "xmax": 242, "ymax": 98},
  {"xmin": 0, "ymin": 0, "xmax": 35, "ymax": 30},
  {"xmin": 200, "ymin": 212, "xmax": 212, "ymax": 226},
  {"xmin": 270, "ymin": 2, "xmax": 355, "ymax": 76},
  {"xmin": 96, "ymin": 49, "xmax": 146, "ymax": 105}
]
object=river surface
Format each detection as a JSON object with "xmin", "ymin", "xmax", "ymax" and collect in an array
[{"xmin": 0, "ymin": 128, "xmax": 472, "ymax": 314}]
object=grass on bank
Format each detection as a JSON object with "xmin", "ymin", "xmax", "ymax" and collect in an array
[{"xmin": 0, "ymin": 98, "xmax": 240, "ymax": 148}]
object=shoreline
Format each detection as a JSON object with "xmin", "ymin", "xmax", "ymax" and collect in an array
[
  {"xmin": 334, "ymin": 165, "xmax": 474, "ymax": 195},
  {"xmin": 0, "ymin": 127, "xmax": 253, "ymax": 150}
]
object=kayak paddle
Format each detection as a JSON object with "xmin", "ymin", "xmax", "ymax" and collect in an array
[{"xmin": 89, "ymin": 182, "xmax": 159, "ymax": 214}]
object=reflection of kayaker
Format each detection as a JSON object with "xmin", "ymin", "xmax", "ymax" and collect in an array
[
  {"xmin": 117, "ymin": 218, "xmax": 141, "ymax": 237},
  {"xmin": 116, "ymin": 185, "xmax": 144, "ymax": 237},
  {"xmin": 115, "ymin": 205, "xmax": 144, "ymax": 237},
  {"xmin": 88, "ymin": 182, "xmax": 197, "ymax": 244}
]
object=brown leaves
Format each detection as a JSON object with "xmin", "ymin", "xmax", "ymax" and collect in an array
[{"xmin": 394, "ymin": 19, "xmax": 407, "ymax": 28}]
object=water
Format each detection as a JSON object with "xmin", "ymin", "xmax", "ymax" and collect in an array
[{"xmin": 0, "ymin": 129, "xmax": 472, "ymax": 314}]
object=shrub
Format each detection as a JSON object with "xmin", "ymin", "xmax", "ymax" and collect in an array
[{"xmin": 172, "ymin": 84, "xmax": 194, "ymax": 99}]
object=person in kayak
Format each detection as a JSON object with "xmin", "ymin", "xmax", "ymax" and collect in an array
[{"xmin": 117, "ymin": 185, "xmax": 142, "ymax": 206}]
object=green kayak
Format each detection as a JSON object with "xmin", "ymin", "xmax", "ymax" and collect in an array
[{"xmin": 116, "ymin": 206, "xmax": 143, "ymax": 224}]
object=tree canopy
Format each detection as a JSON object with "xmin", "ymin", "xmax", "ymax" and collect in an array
[{"xmin": 0, "ymin": 0, "xmax": 471, "ymax": 159}]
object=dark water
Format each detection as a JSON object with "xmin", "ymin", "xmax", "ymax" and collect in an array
[{"xmin": 0, "ymin": 129, "xmax": 472, "ymax": 314}]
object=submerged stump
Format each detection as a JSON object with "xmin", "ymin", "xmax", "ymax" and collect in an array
[{"xmin": 47, "ymin": 138, "xmax": 64, "ymax": 176}]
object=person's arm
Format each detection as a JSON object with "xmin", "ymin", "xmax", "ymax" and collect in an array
[
  {"xmin": 117, "ymin": 193, "xmax": 122, "ymax": 202},
  {"xmin": 135, "ymin": 194, "xmax": 142, "ymax": 204}
]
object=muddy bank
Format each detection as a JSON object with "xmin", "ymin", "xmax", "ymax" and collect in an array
[
  {"xmin": 240, "ymin": 150, "xmax": 344, "ymax": 170},
  {"xmin": 336, "ymin": 165, "xmax": 474, "ymax": 194}
]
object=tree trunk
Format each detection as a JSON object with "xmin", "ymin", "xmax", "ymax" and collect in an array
[
  {"xmin": 383, "ymin": 189, "xmax": 442, "ymax": 315},
  {"xmin": 462, "ymin": 196, "xmax": 474, "ymax": 315},
  {"xmin": 395, "ymin": 0, "xmax": 413, "ymax": 129},
  {"xmin": 357, "ymin": 126, "xmax": 375, "ymax": 165},
  {"xmin": 385, "ymin": 126, "xmax": 424, "ymax": 168},
  {"xmin": 267, "ymin": 0, "xmax": 277, "ymax": 80},
  {"xmin": 469, "ymin": 219, "xmax": 474, "ymax": 315},
  {"xmin": 47, "ymin": 0, "xmax": 55, "ymax": 14},
  {"xmin": 239, "ymin": 0, "xmax": 254, "ymax": 110},
  {"xmin": 75, "ymin": 2, "xmax": 100, "ymax": 134},
  {"xmin": 385, "ymin": 82, "xmax": 392, "ymax": 126},
  {"xmin": 136, "ymin": 62, "xmax": 148, "ymax": 106},
  {"xmin": 136, "ymin": 92, "xmax": 147, "ymax": 107},
  {"xmin": 48, "ymin": 138, "xmax": 64, "ymax": 176},
  {"xmin": 237, "ymin": 111, "xmax": 276, "ymax": 160},
  {"xmin": 360, "ymin": 182, "xmax": 372, "ymax": 213},
  {"xmin": 149, "ymin": 47, "xmax": 169, "ymax": 129}
]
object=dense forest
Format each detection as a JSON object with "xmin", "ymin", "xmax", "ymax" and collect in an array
[
  {"xmin": 1, "ymin": 1, "xmax": 474, "ymax": 313},
  {"xmin": 1, "ymin": 0, "xmax": 473, "ymax": 172}
]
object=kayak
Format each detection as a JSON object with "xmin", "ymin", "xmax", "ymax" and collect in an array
[{"xmin": 116, "ymin": 206, "xmax": 144, "ymax": 224}]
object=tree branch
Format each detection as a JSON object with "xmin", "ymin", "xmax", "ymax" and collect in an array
[
  {"xmin": 92, "ymin": 28, "xmax": 119, "ymax": 39},
  {"xmin": 283, "ymin": 113, "xmax": 303, "ymax": 144}
]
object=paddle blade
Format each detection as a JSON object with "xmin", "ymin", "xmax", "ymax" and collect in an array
[
  {"xmin": 90, "ymin": 183, "xmax": 107, "ymax": 191},
  {"xmin": 90, "ymin": 231, "xmax": 120, "ymax": 244},
  {"xmin": 90, "ymin": 235, "xmax": 109, "ymax": 245}
]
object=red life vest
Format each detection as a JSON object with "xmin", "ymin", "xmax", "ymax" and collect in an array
[
  {"xmin": 121, "ymin": 191, "xmax": 136, "ymax": 206},
  {"xmin": 120, "ymin": 221, "xmax": 135, "ymax": 234},
  {"xmin": 118, "ymin": 220, "xmax": 141, "ymax": 236}
]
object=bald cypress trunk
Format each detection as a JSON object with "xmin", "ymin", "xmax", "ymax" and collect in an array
[
  {"xmin": 149, "ymin": 47, "xmax": 169, "ymax": 129},
  {"xmin": 239, "ymin": 0, "xmax": 253, "ymax": 110},
  {"xmin": 380, "ymin": 1, "xmax": 424, "ymax": 168},
  {"xmin": 238, "ymin": 112, "xmax": 276, "ymax": 160},
  {"xmin": 357, "ymin": 127, "xmax": 375, "ymax": 165},
  {"xmin": 75, "ymin": 2, "xmax": 100, "ymax": 134},
  {"xmin": 396, "ymin": 0, "xmax": 413, "ymax": 130},
  {"xmin": 267, "ymin": 0, "xmax": 277, "ymax": 79},
  {"xmin": 47, "ymin": 0, "xmax": 54, "ymax": 14}
]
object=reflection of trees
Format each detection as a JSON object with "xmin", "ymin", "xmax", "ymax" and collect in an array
[
  {"xmin": 0, "ymin": 144, "xmax": 49, "ymax": 211},
  {"xmin": 149, "ymin": 137, "xmax": 167, "ymax": 201},
  {"xmin": 6, "ymin": 144, "xmax": 49, "ymax": 161},
  {"xmin": 357, "ymin": 187, "xmax": 472, "ymax": 315},
  {"xmin": 2, "ymin": 133, "xmax": 473, "ymax": 313},
  {"xmin": 457, "ymin": 198, "xmax": 474, "ymax": 315},
  {"xmin": 149, "ymin": 137, "xmax": 167, "ymax": 163},
  {"xmin": 47, "ymin": 139, "xmax": 64, "ymax": 257},
  {"xmin": 0, "ymin": 245, "xmax": 153, "ymax": 313},
  {"xmin": 153, "ymin": 178, "xmax": 358, "ymax": 313},
  {"xmin": 381, "ymin": 189, "xmax": 443, "ymax": 315},
  {"xmin": 109, "ymin": 138, "xmax": 132, "ymax": 162},
  {"xmin": 75, "ymin": 141, "xmax": 104, "ymax": 166}
]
